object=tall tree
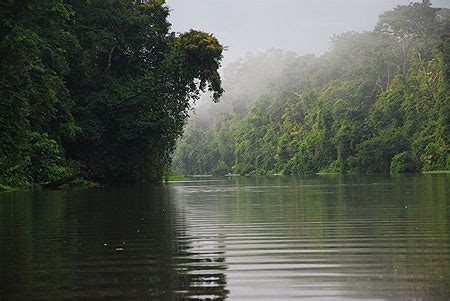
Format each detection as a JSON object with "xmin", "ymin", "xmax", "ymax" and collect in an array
[{"xmin": 0, "ymin": 0, "xmax": 224, "ymax": 186}]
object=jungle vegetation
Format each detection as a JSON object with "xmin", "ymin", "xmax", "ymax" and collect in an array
[
  {"xmin": 172, "ymin": 2, "xmax": 450, "ymax": 176},
  {"xmin": 0, "ymin": 0, "xmax": 223, "ymax": 187}
]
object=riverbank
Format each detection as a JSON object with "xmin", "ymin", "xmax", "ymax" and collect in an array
[{"xmin": 3, "ymin": 170, "xmax": 449, "ymax": 192}]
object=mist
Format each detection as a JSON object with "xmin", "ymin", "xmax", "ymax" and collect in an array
[
  {"xmin": 170, "ymin": 0, "xmax": 450, "ymax": 176},
  {"xmin": 168, "ymin": 0, "xmax": 450, "ymax": 65},
  {"xmin": 168, "ymin": 0, "xmax": 450, "ymax": 117},
  {"xmin": 1, "ymin": 2, "xmax": 450, "ymax": 299}
]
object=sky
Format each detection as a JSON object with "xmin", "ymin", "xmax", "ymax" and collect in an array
[{"xmin": 168, "ymin": 0, "xmax": 450, "ymax": 65}]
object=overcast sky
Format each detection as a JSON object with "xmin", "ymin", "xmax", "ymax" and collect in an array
[{"xmin": 168, "ymin": 0, "xmax": 450, "ymax": 65}]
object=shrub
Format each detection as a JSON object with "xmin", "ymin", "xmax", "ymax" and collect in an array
[
  {"xmin": 319, "ymin": 160, "xmax": 341, "ymax": 174},
  {"xmin": 212, "ymin": 160, "xmax": 229, "ymax": 176},
  {"xmin": 420, "ymin": 141, "xmax": 447, "ymax": 171},
  {"xmin": 29, "ymin": 132, "xmax": 69, "ymax": 183},
  {"xmin": 390, "ymin": 151, "xmax": 421, "ymax": 174}
]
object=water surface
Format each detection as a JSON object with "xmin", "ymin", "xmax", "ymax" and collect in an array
[{"xmin": 1, "ymin": 175, "xmax": 449, "ymax": 300}]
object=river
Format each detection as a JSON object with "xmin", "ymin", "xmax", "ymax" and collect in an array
[{"xmin": 1, "ymin": 175, "xmax": 449, "ymax": 300}]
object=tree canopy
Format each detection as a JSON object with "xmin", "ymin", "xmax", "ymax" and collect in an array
[
  {"xmin": 0, "ymin": 0, "xmax": 223, "ymax": 187},
  {"xmin": 172, "ymin": 3, "xmax": 450, "ymax": 176}
]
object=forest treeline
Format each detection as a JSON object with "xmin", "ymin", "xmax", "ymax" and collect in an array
[
  {"xmin": 173, "ymin": 3, "xmax": 450, "ymax": 176},
  {"xmin": 0, "ymin": 0, "xmax": 223, "ymax": 188}
]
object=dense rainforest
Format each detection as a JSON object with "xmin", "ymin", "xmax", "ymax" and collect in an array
[
  {"xmin": 0, "ymin": 0, "xmax": 223, "ymax": 188},
  {"xmin": 172, "ymin": 2, "xmax": 450, "ymax": 176}
]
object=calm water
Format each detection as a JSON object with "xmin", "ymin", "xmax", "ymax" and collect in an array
[{"xmin": 1, "ymin": 175, "xmax": 449, "ymax": 300}]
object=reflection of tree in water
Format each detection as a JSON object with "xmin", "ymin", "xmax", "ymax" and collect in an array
[
  {"xmin": 0, "ymin": 184, "xmax": 229, "ymax": 300},
  {"xmin": 175, "ymin": 232, "xmax": 229, "ymax": 300},
  {"xmin": 227, "ymin": 176, "xmax": 450, "ymax": 299},
  {"xmin": 331, "ymin": 175, "xmax": 450, "ymax": 300},
  {"xmin": 172, "ymin": 198, "xmax": 228, "ymax": 300},
  {"xmin": 2, "ymin": 176, "xmax": 448, "ymax": 300},
  {"xmin": 69, "ymin": 184, "xmax": 229, "ymax": 300},
  {"xmin": 0, "ymin": 190, "xmax": 76, "ymax": 299}
]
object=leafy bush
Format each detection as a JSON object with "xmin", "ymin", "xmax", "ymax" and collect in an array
[
  {"xmin": 231, "ymin": 163, "xmax": 247, "ymax": 176},
  {"xmin": 320, "ymin": 160, "xmax": 341, "ymax": 174},
  {"xmin": 0, "ymin": 184, "xmax": 13, "ymax": 192},
  {"xmin": 353, "ymin": 129, "xmax": 408, "ymax": 173},
  {"xmin": 212, "ymin": 160, "xmax": 230, "ymax": 176},
  {"xmin": 0, "ymin": 155, "xmax": 30, "ymax": 188},
  {"xmin": 421, "ymin": 141, "xmax": 447, "ymax": 171},
  {"xmin": 390, "ymin": 151, "xmax": 421, "ymax": 174},
  {"xmin": 29, "ymin": 132, "xmax": 69, "ymax": 183}
]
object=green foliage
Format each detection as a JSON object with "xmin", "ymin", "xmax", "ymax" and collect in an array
[
  {"xmin": 0, "ymin": 0, "xmax": 76, "ymax": 187},
  {"xmin": 162, "ymin": 170, "xmax": 186, "ymax": 182},
  {"xmin": 0, "ymin": 184, "xmax": 13, "ymax": 192},
  {"xmin": 29, "ymin": 132, "xmax": 68, "ymax": 183},
  {"xmin": 320, "ymin": 160, "xmax": 341, "ymax": 174},
  {"xmin": 232, "ymin": 163, "xmax": 253, "ymax": 176},
  {"xmin": 0, "ymin": 155, "xmax": 30, "ymax": 188},
  {"xmin": 421, "ymin": 140, "xmax": 448, "ymax": 171},
  {"xmin": 1, "ymin": 0, "xmax": 223, "ymax": 186},
  {"xmin": 390, "ymin": 151, "xmax": 421, "ymax": 174},
  {"xmin": 173, "ymin": 3, "xmax": 450, "ymax": 176},
  {"xmin": 212, "ymin": 160, "xmax": 230, "ymax": 176},
  {"xmin": 352, "ymin": 129, "xmax": 408, "ymax": 173}
]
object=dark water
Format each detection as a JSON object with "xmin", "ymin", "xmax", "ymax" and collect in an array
[{"xmin": 1, "ymin": 175, "xmax": 449, "ymax": 300}]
